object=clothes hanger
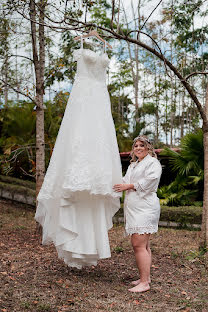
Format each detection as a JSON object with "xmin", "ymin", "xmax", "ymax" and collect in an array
[{"xmin": 74, "ymin": 29, "xmax": 112, "ymax": 50}]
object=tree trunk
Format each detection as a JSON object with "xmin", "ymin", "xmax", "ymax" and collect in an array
[
  {"xmin": 201, "ymin": 84, "xmax": 208, "ymax": 249},
  {"xmin": 203, "ymin": 131, "xmax": 208, "ymax": 246},
  {"xmin": 124, "ymin": 1, "xmax": 140, "ymax": 111},
  {"xmin": 35, "ymin": 97, "xmax": 45, "ymax": 199},
  {"xmin": 154, "ymin": 72, "xmax": 159, "ymax": 145},
  {"xmin": 4, "ymin": 55, "xmax": 8, "ymax": 106},
  {"xmin": 180, "ymin": 91, "xmax": 185, "ymax": 138},
  {"xmin": 29, "ymin": 0, "xmax": 46, "ymax": 235},
  {"xmin": 134, "ymin": 44, "xmax": 139, "ymax": 109}
]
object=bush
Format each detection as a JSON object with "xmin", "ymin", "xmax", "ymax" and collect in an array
[
  {"xmin": 160, "ymin": 205, "xmax": 202, "ymax": 226},
  {"xmin": 115, "ymin": 205, "xmax": 202, "ymax": 227},
  {"xmin": 0, "ymin": 175, "xmax": 35, "ymax": 190}
]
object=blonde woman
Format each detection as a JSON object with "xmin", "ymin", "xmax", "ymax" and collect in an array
[{"xmin": 113, "ymin": 136, "xmax": 162, "ymax": 293}]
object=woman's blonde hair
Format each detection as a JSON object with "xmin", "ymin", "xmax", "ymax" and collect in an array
[{"xmin": 130, "ymin": 135, "xmax": 157, "ymax": 162}]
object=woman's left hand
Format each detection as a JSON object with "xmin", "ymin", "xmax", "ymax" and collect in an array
[{"xmin": 113, "ymin": 184, "xmax": 134, "ymax": 192}]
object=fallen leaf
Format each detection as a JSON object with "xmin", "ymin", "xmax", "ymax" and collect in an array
[{"xmin": 8, "ymin": 276, "xmax": 15, "ymax": 280}]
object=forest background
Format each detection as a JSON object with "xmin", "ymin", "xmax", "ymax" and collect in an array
[{"xmin": 0, "ymin": 1, "xmax": 207, "ymax": 211}]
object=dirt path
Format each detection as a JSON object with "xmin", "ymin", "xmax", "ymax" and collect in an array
[{"xmin": 0, "ymin": 199, "xmax": 207, "ymax": 312}]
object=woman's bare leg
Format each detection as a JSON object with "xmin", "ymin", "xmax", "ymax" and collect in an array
[
  {"xmin": 128, "ymin": 233, "xmax": 151, "ymax": 292},
  {"xmin": 131, "ymin": 239, "xmax": 151, "ymax": 286}
]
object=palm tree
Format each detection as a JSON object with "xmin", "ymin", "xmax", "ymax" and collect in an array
[{"xmin": 158, "ymin": 129, "xmax": 203, "ymax": 206}]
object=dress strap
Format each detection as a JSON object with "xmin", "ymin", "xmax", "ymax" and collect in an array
[{"xmin": 81, "ymin": 35, "xmax": 83, "ymax": 49}]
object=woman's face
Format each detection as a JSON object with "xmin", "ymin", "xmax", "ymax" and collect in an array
[{"xmin": 133, "ymin": 140, "xmax": 148, "ymax": 161}]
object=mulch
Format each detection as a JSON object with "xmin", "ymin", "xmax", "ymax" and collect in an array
[{"xmin": 0, "ymin": 199, "xmax": 207, "ymax": 312}]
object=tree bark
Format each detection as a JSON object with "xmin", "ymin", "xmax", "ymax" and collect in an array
[
  {"xmin": 180, "ymin": 91, "xmax": 185, "ymax": 138},
  {"xmin": 4, "ymin": 55, "xmax": 8, "ymax": 106},
  {"xmin": 201, "ymin": 84, "xmax": 208, "ymax": 249},
  {"xmin": 154, "ymin": 71, "xmax": 159, "ymax": 145},
  {"xmin": 203, "ymin": 130, "xmax": 208, "ymax": 245},
  {"xmin": 29, "ymin": 0, "xmax": 46, "ymax": 208},
  {"xmin": 123, "ymin": 1, "xmax": 140, "ymax": 111}
]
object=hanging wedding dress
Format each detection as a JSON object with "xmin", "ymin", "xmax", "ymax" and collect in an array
[{"xmin": 35, "ymin": 40, "xmax": 122, "ymax": 269}]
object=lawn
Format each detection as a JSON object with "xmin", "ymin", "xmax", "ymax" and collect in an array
[{"xmin": 0, "ymin": 198, "xmax": 207, "ymax": 312}]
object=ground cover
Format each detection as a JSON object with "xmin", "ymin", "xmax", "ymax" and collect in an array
[{"xmin": 0, "ymin": 199, "xmax": 207, "ymax": 312}]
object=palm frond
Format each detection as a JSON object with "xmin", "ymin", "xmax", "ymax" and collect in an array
[{"xmin": 161, "ymin": 129, "xmax": 203, "ymax": 176}]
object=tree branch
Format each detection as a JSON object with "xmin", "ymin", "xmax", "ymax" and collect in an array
[
  {"xmin": 66, "ymin": 19, "xmax": 207, "ymax": 125},
  {"xmin": 185, "ymin": 71, "xmax": 208, "ymax": 80},
  {"xmin": 0, "ymin": 78, "xmax": 36, "ymax": 104},
  {"xmin": 126, "ymin": 29, "xmax": 171, "ymax": 78},
  {"xmin": 111, "ymin": 0, "xmax": 115, "ymax": 30},
  {"xmin": 140, "ymin": 0, "xmax": 163, "ymax": 30},
  {"xmin": 20, "ymin": 166, "xmax": 35, "ymax": 178},
  {"xmin": 9, "ymin": 54, "xmax": 33, "ymax": 63},
  {"xmin": 38, "ymin": 0, "xmax": 46, "ymax": 95},
  {"xmin": 29, "ymin": 0, "xmax": 39, "ymax": 74}
]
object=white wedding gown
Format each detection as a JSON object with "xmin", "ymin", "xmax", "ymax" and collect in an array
[{"xmin": 35, "ymin": 47, "xmax": 122, "ymax": 269}]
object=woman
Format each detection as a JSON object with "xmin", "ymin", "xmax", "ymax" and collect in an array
[{"xmin": 113, "ymin": 136, "xmax": 162, "ymax": 293}]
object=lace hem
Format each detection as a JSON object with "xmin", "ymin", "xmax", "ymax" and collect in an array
[
  {"xmin": 37, "ymin": 161, "xmax": 122, "ymax": 201},
  {"xmin": 125, "ymin": 226, "xmax": 158, "ymax": 236},
  {"xmin": 38, "ymin": 186, "xmax": 121, "ymax": 201}
]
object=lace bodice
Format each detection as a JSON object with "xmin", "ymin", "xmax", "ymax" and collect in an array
[{"xmin": 73, "ymin": 48, "xmax": 110, "ymax": 84}]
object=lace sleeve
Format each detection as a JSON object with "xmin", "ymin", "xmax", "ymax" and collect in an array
[{"xmin": 73, "ymin": 49, "xmax": 82, "ymax": 62}]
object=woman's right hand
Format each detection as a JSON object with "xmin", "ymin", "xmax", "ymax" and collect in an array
[{"xmin": 113, "ymin": 184, "xmax": 135, "ymax": 192}]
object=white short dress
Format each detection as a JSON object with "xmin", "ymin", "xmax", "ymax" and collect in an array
[{"xmin": 123, "ymin": 154, "xmax": 162, "ymax": 235}]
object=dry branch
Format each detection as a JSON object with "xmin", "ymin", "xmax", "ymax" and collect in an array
[{"xmin": 0, "ymin": 78, "xmax": 36, "ymax": 103}]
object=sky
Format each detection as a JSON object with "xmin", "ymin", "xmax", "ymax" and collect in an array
[{"xmin": 122, "ymin": 0, "xmax": 208, "ymax": 32}]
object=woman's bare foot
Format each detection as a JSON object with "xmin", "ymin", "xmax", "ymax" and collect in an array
[
  {"xmin": 128, "ymin": 282, "xmax": 150, "ymax": 293},
  {"xmin": 131, "ymin": 278, "xmax": 151, "ymax": 286}
]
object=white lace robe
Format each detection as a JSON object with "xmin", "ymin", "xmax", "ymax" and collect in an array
[{"xmin": 123, "ymin": 154, "xmax": 162, "ymax": 235}]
